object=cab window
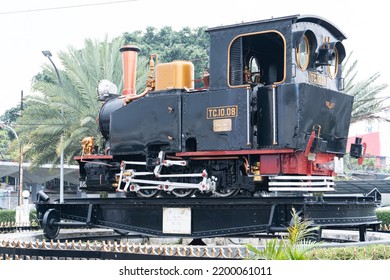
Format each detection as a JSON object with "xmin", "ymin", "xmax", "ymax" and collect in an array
[
  {"xmin": 229, "ymin": 32, "xmax": 285, "ymax": 86},
  {"xmin": 296, "ymin": 35, "xmax": 310, "ymax": 70}
]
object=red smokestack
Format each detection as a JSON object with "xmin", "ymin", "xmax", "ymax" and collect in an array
[{"xmin": 120, "ymin": 45, "xmax": 140, "ymax": 95}]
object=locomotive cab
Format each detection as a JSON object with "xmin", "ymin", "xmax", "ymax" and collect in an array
[
  {"xmin": 228, "ymin": 31, "xmax": 285, "ymax": 86},
  {"xmin": 76, "ymin": 14, "xmax": 355, "ymax": 197},
  {"xmin": 208, "ymin": 15, "xmax": 346, "ymax": 90},
  {"xmin": 192, "ymin": 15, "xmax": 352, "ymax": 155}
]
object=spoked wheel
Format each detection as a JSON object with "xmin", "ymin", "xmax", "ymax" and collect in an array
[
  {"xmin": 167, "ymin": 175, "xmax": 198, "ymax": 198},
  {"xmin": 137, "ymin": 189, "xmax": 161, "ymax": 198},
  {"xmin": 42, "ymin": 208, "xmax": 60, "ymax": 240},
  {"xmin": 171, "ymin": 188, "xmax": 197, "ymax": 198},
  {"xmin": 214, "ymin": 188, "xmax": 241, "ymax": 197}
]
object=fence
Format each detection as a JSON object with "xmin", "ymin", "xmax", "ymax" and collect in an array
[
  {"xmin": 0, "ymin": 239, "xmax": 248, "ymax": 260},
  {"xmin": 0, "ymin": 193, "xmax": 18, "ymax": 210}
]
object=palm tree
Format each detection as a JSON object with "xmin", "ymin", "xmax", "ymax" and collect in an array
[
  {"xmin": 17, "ymin": 36, "xmax": 148, "ymax": 167},
  {"xmin": 343, "ymin": 52, "xmax": 389, "ymax": 123}
]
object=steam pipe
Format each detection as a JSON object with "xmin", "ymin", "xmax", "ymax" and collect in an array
[
  {"xmin": 272, "ymin": 85, "xmax": 278, "ymax": 145},
  {"xmin": 123, "ymin": 87, "xmax": 152, "ymax": 105},
  {"xmin": 246, "ymin": 87, "xmax": 251, "ymax": 146},
  {"xmin": 121, "ymin": 53, "xmax": 157, "ymax": 105}
]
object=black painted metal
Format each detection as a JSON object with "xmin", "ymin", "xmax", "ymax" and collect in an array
[
  {"xmin": 0, "ymin": 225, "xmax": 40, "ymax": 234},
  {"xmin": 36, "ymin": 195, "xmax": 380, "ymax": 240},
  {"xmin": 207, "ymin": 16, "xmax": 294, "ymax": 90},
  {"xmin": 42, "ymin": 208, "xmax": 60, "ymax": 239},
  {"xmin": 207, "ymin": 15, "xmax": 345, "ymax": 91},
  {"xmin": 109, "ymin": 90, "xmax": 182, "ymax": 155},
  {"xmin": 182, "ymin": 88, "xmax": 248, "ymax": 151},
  {"xmin": 257, "ymin": 83, "xmax": 353, "ymax": 153}
]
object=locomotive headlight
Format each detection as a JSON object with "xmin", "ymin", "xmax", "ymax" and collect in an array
[
  {"xmin": 316, "ymin": 41, "xmax": 345, "ymax": 80},
  {"xmin": 97, "ymin": 79, "xmax": 118, "ymax": 101},
  {"xmin": 316, "ymin": 47, "xmax": 335, "ymax": 66}
]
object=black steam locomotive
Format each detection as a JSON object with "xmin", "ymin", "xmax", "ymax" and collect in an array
[{"xmin": 76, "ymin": 14, "xmax": 362, "ymax": 198}]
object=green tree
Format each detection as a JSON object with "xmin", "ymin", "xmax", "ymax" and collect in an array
[
  {"xmin": 0, "ymin": 106, "xmax": 21, "ymax": 128},
  {"xmin": 0, "ymin": 129, "xmax": 9, "ymax": 160},
  {"xmin": 0, "ymin": 106, "xmax": 21, "ymax": 160},
  {"xmin": 343, "ymin": 52, "xmax": 389, "ymax": 123},
  {"xmin": 123, "ymin": 26, "xmax": 210, "ymax": 80},
  {"xmin": 15, "ymin": 26, "xmax": 210, "ymax": 167},
  {"xmin": 16, "ymin": 36, "xmax": 147, "ymax": 167}
]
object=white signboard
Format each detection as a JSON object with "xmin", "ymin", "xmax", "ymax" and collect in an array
[{"xmin": 162, "ymin": 207, "xmax": 191, "ymax": 234}]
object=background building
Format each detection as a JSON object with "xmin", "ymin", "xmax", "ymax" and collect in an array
[
  {"xmin": 347, "ymin": 109, "xmax": 390, "ymax": 171},
  {"xmin": 0, "ymin": 161, "xmax": 78, "ymax": 209}
]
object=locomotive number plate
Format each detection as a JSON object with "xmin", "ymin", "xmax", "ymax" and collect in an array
[
  {"xmin": 308, "ymin": 71, "xmax": 327, "ymax": 86},
  {"xmin": 207, "ymin": 105, "xmax": 238, "ymax": 119}
]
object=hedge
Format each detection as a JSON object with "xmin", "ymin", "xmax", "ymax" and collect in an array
[
  {"xmin": 0, "ymin": 209, "xmax": 37, "ymax": 224},
  {"xmin": 376, "ymin": 206, "xmax": 390, "ymax": 226}
]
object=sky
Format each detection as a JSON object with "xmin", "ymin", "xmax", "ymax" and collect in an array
[{"xmin": 0, "ymin": 0, "xmax": 388, "ymax": 115}]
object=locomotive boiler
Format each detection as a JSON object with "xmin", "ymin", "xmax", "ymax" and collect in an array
[{"xmin": 76, "ymin": 14, "xmax": 363, "ymax": 198}]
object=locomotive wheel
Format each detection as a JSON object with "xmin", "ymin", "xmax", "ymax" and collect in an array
[
  {"xmin": 137, "ymin": 189, "xmax": 161, "ymax": 198},
  {"xmin": 167, "ymin": 175, "xmax": 198, "ymax": 197},
  {"xmin": 171, "ymin": 189, "xmax": 197, "ymax": 198},
  {"xmin": 42, "ymin": 208, "xmax": 60, "ymax": 240},
  {"xmin": 214, "ymin": 188, "xmax": 240, "ymax": 197}
]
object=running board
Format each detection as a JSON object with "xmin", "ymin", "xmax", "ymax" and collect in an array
[{"xmin": 269, "ymin": 176, "xmax": 334, "ymax": 192}]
